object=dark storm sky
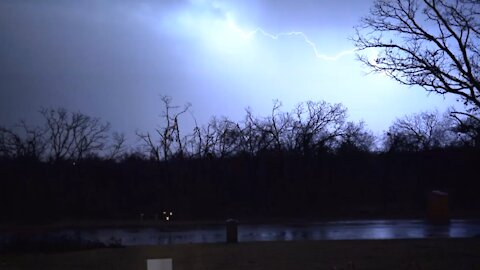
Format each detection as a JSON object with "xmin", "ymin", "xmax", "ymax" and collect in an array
[{"xmin": 0, "ymin": 0, "xmax": 457, "ymax": 142}]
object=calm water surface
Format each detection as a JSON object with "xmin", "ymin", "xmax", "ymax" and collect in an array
[{"xmin": 15, "ymin": 219, "xmax": 478, "ymax": 246}]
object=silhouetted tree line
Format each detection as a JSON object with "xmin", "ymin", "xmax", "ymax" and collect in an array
[{"xmin": 0, "ymin": 98, "xmax": 479, "ymax": 222}]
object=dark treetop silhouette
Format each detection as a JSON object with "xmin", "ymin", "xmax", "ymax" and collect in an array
[
  {"xmin": 0, "ymin": 99, "xmax": 479, "ymax": 222},
  {"xmin": 353, "ymin": 0, "xmax": 480, "ymax": 120}
]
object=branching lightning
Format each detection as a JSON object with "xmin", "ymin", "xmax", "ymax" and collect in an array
[
  {"xmin": 175, "ymin": 3, "xmax": 361, "ymax": 62},
  {"xmin": 225, "ymin": 14, "xmax": 357, "ymax": 61}
]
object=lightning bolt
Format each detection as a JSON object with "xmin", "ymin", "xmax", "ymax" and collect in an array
[{"xmin": 225, "ymin": 14, "xmax": 357, "ymax": 61}]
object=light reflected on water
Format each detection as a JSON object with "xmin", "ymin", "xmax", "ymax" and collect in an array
[
  {"xmin": 2, "ymin": 220, "xmax": 480, "ymax": 246},
  {"xmin": 84, "ymin": 220, "xmax": 480, "ymax": 245}
]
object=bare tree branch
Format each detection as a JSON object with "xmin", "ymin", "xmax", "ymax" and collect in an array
[
  {"xmin": 41, "ymin": 108, "xmax": 110, "ymax": 161},
  {"xmin": 137, "ymin": 96, "xmax": 191, "ymax": 161},
  {"xmin": 353, "ymin": 0, "xmax": 480, "ymax": 113}
]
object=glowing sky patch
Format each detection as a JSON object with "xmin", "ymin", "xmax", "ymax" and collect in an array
[
  {"xmin": 172, "ymin": 2, "xmax": 358, "ymax": 61},
  {"xmin": 224, "ymin": 13, "xmax": 357, "ymax": 61},
  {"xmin": 0, "ymin": 0, "xmax": 460, "ymax": 141},
  {"xmin": 163, "ymin": 0, "xmax": 457, "ymax": 134}
]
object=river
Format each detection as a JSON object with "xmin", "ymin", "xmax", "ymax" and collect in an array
[{"xmin": 4, "ymin": 219, "xmax": 478, "ymax": 247}]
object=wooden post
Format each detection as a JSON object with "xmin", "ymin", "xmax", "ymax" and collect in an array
[
  {"xmin": 226, "ymin": 219, "xmax": 238, "ymax": 243},
  {"xmin": 427, "ymin": 190, "xmax": 450, "ymax": 224}
]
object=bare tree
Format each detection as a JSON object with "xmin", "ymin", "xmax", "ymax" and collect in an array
[
  {"xmin": 292, "ymin": 101, "xmax": 347, "ymax": 154},
  {"xmin": 137, "ymin": 98, "xmax": 348, "ymax": 158},
  {"xmin": 384, "ymin": 110, "xmax": 455, "ymax": 151},
  {"xmin": 199, "ymin": 118, "xmax": 218, "ymax": 157},
  {"xmin": 41, "ymin": 108, "xmax": 110, "ymax": 161},
  {"xmin": 205, "ymin": 116, "xmax": 242, "ymax": 158},
  {"xmin": 0, "ymin": 121, "xmax": 46, "ymax": 160},
  {"xmin": 136, "ymin": 132, "xmax": 160, "ymax": 161},
  {"xmin": 353, "ymin": 0, "xmax": 480, "ymax": 117},
  {"xmin": 237, "ymin": 108, "xmax": 264, "ymax": 156},
  {"xmin": 137, "ymin": 96, "xmax": 191, "ymax": 161},
  {"xmin": 252, "ymin": 100, "xmax": 292, "ymax": 151},
  {"xmin": 184, "ymin": 115, "xmax": 237, "ymax": 159},
  {"xmin": 235, "ymin": 101, "xmax": 347, "ymax": 155},
  {"xmin": 0, "ymin": 126, "xmax": 25, "ymax": 159},
  {"xmin": 450, "ymin": 111, "xmax": 480, "ymax": 147},
  {"xmin": 337, "ymin": 121, "xmax": 376, "ymax": 153},
  {"xmin": 106, "ymin": 132, "xmax": 127, "ymax": 160},
  {"xmin": 188, "ymin": 116, "xmax": 203, "ymax": 158}
]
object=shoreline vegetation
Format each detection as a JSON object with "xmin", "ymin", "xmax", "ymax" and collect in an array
[
  {"xmin": 2, "ymin": 212, "xmax": 480, "ymax": 231},
  {"xmin": 2, "ymin": 149, "xmax": 479, "ymax": 226},
  {"xmin": 1, "ymin": 238, "xmax": 479, "ymax": 269},
  {"xmin": 1, "ymin": 106, "xmax": 479, "ymax": 231}
]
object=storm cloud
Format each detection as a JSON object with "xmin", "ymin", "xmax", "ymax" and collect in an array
[{"xmin": 0, "ymin": 0, "xmax": 457, "ymax": 142}]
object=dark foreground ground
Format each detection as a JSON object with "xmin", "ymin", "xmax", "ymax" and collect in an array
[{"xmin": 1, "ymin": 238, "xmax": 479, "ymax": 270}]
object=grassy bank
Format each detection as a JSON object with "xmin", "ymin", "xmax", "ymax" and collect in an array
[{"xmin": 1, "ymin": 238, "xmax": 479, "ymax": 269}]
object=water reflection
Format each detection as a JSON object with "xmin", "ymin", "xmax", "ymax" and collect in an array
[
  {"xmin": 236, "ymin": 220, "xmax": 480, "ymax": 242},
  {"xmin": 2, "ymin": 220, "xmax": 479, "ymax": 247}
]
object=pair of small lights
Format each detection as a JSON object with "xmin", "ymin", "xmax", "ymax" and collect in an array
[{"xmin": 163, "ymin": 211, "xmax": 173, "ymax": 221}]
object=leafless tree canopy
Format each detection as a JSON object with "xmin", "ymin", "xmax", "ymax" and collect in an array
[
  {"xmin": 136, "ymin": 96, "xmax": 191, "ymax": 161},
  {"xmin": 338, "ymin": 121, "xmax": 377, "ymax": 153},
  {"xmin": 385, "ymin": 110, "xmax": 456, "ymax": 151},
  {"xmin": 450, "ymin": 110, "xmax": 480, "ymax": 146},
  {"xmin": 353, "ymin": 0, "xmax": 480, "ymax": 115},
  {"xmin": 0, "ymin": 108, "xmax": 123, "ymax": 161},
  {"xmin": 40, "ymin": 108, "xmax": 111, "ymax": 160},
  {"xmin": 0, "ymin": 122, "xmax": 46, "ymax": 159}
]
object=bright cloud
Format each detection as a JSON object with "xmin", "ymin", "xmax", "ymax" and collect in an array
[
  {"xmin": 0, "ymin": 0, "xmax": 459, "ymax": 138},
  {"xmin": 168, "ymin": 1, "xmax": 356, "ymax": 61}
]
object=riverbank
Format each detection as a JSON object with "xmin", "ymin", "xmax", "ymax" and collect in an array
[
  {"xmin": 4, "ymin": 215, "xmax": 480, "ymax": 234},
  {"xmin": 1, "ymin": 238, "xmax": 479, "ymax": 269},
  {"xmin": 2, "ymin": 214, "xmax": 475, "ymax": 231}
]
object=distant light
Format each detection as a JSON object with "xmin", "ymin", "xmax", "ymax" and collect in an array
[
  {"xmin": 166, "ymin": 216, "xmax": 170, "ymax": 221},
  {"xmin": 170, "ymin": 212, "xmax": 173, "ymax": 216}
]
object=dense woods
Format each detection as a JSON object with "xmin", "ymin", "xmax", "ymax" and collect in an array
[
  {"xmin": 3, "ymin": 0, "xmax": 480, "ymax": 223},
  {"xmin": 1, "ymin": 99, "xmax": 479, "ymax": 223}
]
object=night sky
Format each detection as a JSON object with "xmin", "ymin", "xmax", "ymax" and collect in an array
[{"xmin": 0, "ymin": 0, "xmax": 458, "ymax": 143}]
